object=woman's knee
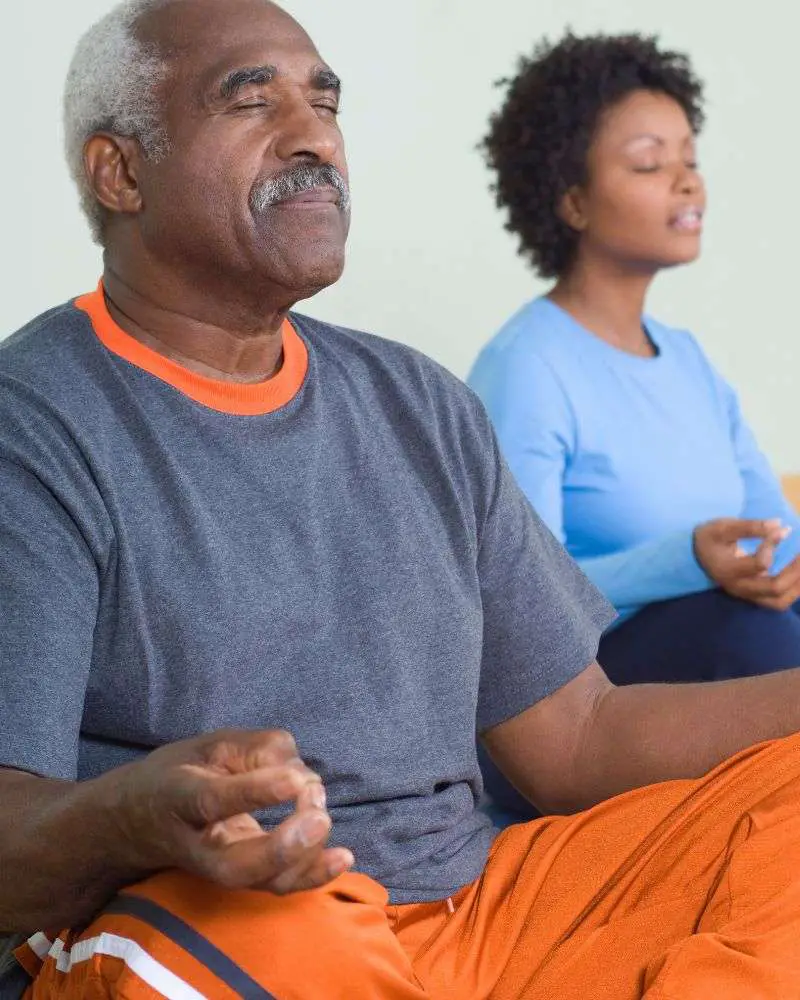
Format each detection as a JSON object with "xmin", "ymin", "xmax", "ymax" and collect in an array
[{"xmin": 600, "ymin": 590, "xmax": 800, "ymax": 685}]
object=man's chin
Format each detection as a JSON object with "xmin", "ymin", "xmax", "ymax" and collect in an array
[
  {"xmin": 274, "ymin": 248, "xmax": 347, "ymax": 301},
  {"xmin": 243, "ymin": 214, "xmax": 344, "ymax": 289}
]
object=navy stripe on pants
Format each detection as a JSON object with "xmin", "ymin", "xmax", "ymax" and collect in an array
[{"xmin": 104, "ymin": 895, "xmax": 277, "ymax": 1000}]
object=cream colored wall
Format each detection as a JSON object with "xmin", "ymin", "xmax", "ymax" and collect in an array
[{"xmin": 4, "ymin": 1, "xmax": 798, "ymax": 469}]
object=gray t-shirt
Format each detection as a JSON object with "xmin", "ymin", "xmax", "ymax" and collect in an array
[{"xmin": 0, "ymin": 291, "xmax": 613, "ymax": 904}]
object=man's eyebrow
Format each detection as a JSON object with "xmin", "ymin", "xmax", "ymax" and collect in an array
[
  {"xmin": 312, "ymin": 67, "xmax": 341, "ymax": 93},
  {"xmin": 218, "ymin": 65, "xmax": 276, "ymax": 100}
]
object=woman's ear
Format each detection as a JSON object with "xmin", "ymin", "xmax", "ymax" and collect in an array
[{"xmin": 558, "ymin": 186, "xmax": 588, "ymax": 232}]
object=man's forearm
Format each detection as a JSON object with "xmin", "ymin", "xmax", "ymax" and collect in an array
[
  {"xmin": 0, "ymin": 768, "xmax": 152, "ymax": 934},
  {"xmin": 579, "ymin": 666, "xmax": 800, "ymax": 807}
]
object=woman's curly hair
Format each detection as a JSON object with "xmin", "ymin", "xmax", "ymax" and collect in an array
[{"xmin": 483, "ymin": 32, "xmax": 705, "ymax": 279}]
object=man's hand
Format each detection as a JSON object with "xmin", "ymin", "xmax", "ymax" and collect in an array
[
  {"xmin": 694, "ymin": 517, "xmax": 800, "ymax": 610},
  {"xmin": 115, "ymin": 729, "xmax": 354, "ymax": 894}
]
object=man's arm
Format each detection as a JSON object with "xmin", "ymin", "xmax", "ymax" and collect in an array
[
  {"xmin": 0, "ymin": 730, "xmax": 352, "ymax": 935},
  {"xmin": 482, "ymin": 662, "xmax": 800, "ymax": 815},
  {"xmin": 0, "ymin": 767, "xmax": 146, "ymax": 934}
]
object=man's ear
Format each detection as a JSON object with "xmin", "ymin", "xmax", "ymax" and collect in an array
[
  {"xmin": 557, "ymin": 186, "xmax": 588, "ymax": 233},
  {"xmin": 83, "ymin": 134, "xmax": 145, "ymax": 218}
]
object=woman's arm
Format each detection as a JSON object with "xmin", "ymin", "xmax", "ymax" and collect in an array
[
  {"xmin": 577, "ymin": 534, "xmax": 710, "ymax": 616},
  {"xmin": 723, "ymin": 378, "xmax": 800, "ymax": 573},
  {"xmin": 469, "ymin": 347, "xmax": 712, "ymax": 616}
]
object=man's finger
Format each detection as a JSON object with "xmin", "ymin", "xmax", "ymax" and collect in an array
[
  {"xmin": 196, "ymin": 807, "xmax": 333, "ymax": 890},
  {"xmin": 260, "ymin": 846, "xmax": 355, "ymax": 895},
  {"xmin": 205, "ymin": 813, "xmax": 264, "ymax": 849},
  {"xmin": 176, "ymin": 762, "xmax": 322, "ymax": 827},
  {"xmin": 199, "ymin": 729, "xmax": 300, "ymax": 773},
  {"xmin": 296, "ymin": 775, "xmax": 326, "ymax": 812}
]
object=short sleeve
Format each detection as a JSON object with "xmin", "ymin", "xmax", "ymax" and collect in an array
[
  {"xmin": 476, "ymin": 435, "xmax": 615, "ymax": 734},
  {"xmin": 0, "ymin": 458, "xmax": 100, "ymax": 779}
]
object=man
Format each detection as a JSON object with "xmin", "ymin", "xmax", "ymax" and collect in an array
[{"xmin": 2, "ymin": 0, "xmax": 800, "ymax": 997}]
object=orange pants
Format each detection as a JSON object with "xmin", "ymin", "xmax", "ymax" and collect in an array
[{"xmin": 17, "ymin": 732, "xmax": 800, "ymax": 999}]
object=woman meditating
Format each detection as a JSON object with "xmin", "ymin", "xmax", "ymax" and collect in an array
[
  {"xmin": 470, "ymin": 32, "xmax": 800, "ymax": 693},
  {"xmin": 469, "ymin": 32, "xmax": 800, "ymax": 819}
]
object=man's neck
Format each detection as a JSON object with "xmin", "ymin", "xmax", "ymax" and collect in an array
[
  {"xmin": 102, "ymin": 267, "xmax": 291, "ymax": 385},
  {"xmin": 549, "ymin": 256, "xmax": 656, "ymax": 356}
]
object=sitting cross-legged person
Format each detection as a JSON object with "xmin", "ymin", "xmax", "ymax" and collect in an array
[{"xmin": 4, "ymin": 5, "xmax": 800, "ymax": 999}]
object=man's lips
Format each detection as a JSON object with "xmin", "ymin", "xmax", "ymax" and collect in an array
[{"xmin": 272, "ymin": 186, "xmax": 340, "ymax": 208}]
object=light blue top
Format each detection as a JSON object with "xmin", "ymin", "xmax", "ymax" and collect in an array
[{"xmin": 467, "ymin": 297, "xmax": 800, "ymax": 623}]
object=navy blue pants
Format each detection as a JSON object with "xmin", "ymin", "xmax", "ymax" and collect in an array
[{"xmin": 482, "ymin": 589, "xmax": 800, "ymax": 821}]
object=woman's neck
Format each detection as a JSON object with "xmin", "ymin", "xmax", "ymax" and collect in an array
[{"xmin": 549, "ymin": 258, "xmax": 656, "ymax": 356}]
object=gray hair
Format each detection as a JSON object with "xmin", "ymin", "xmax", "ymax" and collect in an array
[{"xmin": 63, "ymin": 0, "xmax": 172, "ymax": 243}]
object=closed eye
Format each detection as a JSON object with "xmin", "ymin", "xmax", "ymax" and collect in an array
[{"xmin": 233, "ymin": 100, "xmax": 271, "ymax": 111}]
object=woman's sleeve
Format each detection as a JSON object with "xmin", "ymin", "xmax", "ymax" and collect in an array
[
  {"xmin": 721, "ymin": 377, "xmax": 800, "ymax": 574},
  {"xmin": 577, "ymin": 535, "xmax": 711, "ymax": 616},
  {"xmin": 467, "ymin": 347, "xmax": 572, "ymax": 542}
]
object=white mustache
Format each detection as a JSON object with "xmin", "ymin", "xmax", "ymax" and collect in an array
[{"xmin": 250, "ymin": 164, "xmax": 351, "ymax": 215}]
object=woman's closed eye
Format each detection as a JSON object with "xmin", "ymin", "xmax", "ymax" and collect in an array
[{"xmin": 631, "ymin": 159, "xmax": 699, "ymax": 174}]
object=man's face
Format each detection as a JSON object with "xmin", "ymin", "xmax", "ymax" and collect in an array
[{"xmin": 135, "ymin": 0, "xmax": 350, "ymax": 299}]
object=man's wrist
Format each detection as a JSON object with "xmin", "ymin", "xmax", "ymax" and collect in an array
[{"xmin": 79, "ymin": 764, "xmax": 164, "ymax": 878}]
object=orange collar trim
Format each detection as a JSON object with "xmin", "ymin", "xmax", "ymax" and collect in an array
[{"xmin": 75, "ymin": 283, "xmax": 308, "ymax": 416}]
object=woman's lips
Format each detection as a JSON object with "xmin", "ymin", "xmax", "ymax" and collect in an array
[{"xmin": 669, "ymin": 206, "xmax": 704, "ymax": 232}]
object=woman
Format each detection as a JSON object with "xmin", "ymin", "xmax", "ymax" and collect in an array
[{"xmin": 469, "ymin": 32, "xmax": 800, "ymax": 744}]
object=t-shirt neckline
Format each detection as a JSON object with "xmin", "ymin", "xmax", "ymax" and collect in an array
[{"xmin": 75, "ymin": 282, "xmax": 309, "ymax": 416}]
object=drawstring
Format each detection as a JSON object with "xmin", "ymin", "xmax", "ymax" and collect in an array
[{"xmin": 445, "ymin": 896, "xmax": 455, "ymax": 915}]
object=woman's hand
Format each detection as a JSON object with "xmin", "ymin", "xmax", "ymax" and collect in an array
[{"xmin": 694, "ymin": 518, "xmax": 800, "ymax": 610}]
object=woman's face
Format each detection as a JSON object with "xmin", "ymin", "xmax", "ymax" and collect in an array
[{"xmin": 566, "ymin": 90, "xmax": 705, "ymax": 272}]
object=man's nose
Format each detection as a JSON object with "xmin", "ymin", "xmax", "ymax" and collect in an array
[{"xmin": 273, "ymin": 101, "xmax": 341, "ymax": 164}]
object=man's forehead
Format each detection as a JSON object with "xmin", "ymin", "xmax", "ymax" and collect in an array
[
  {"xmin": 140, "ymin": 0, "xmax": 332, "ymax": 104},
  {"xmin": 142, "ymin": 0, "xmax": 319, "ymax": 68}
]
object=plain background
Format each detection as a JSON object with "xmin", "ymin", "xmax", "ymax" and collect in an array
[{"xmin": 3, "ymin": 1, "xmax": 797, "ymax": 470}]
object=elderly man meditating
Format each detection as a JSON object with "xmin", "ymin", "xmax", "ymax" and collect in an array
[{"xmin": 2, "ymin": 1, "xmax": 800, "ymax": 997}]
